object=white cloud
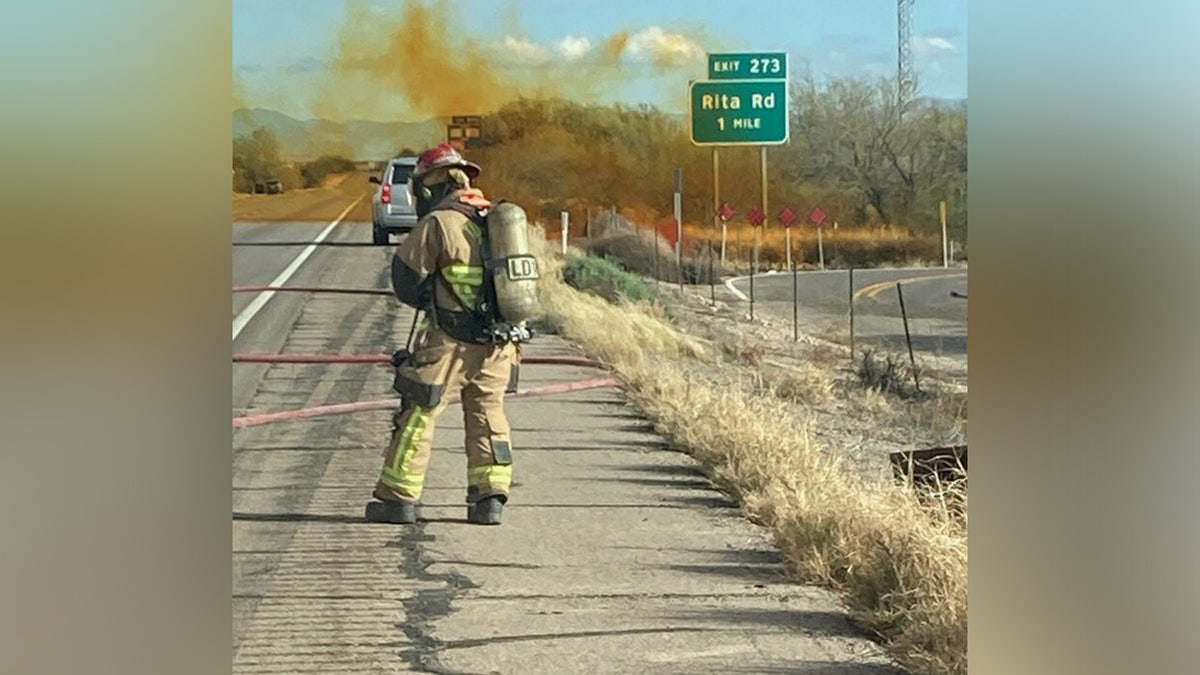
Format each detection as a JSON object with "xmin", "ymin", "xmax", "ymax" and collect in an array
[
  {"xmin": 623, "ymin": 26, "xmax": 705, "ymax": 65},
  {"xmin": 500, "ymin": 36, "xmax": 550, "ymax": 64},
  {"xmin": 495, "ymin": 27, "xmax": 703, "ymax": 67},
  {"xmin": 555, "ymin": 35, "xmax": 592, "ymax": 61},
  {"xmin": 920, "ymin": 36, "xmax": 959, "ymax": 54}
]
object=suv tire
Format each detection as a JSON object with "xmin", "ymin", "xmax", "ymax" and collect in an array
[{"xmin": 372, "ymin": 224, "xmax": 389, "ymax": 246}]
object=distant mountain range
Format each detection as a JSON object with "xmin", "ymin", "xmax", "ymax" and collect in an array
[
  {"xmin": 232, "ymin": 108, "xmax": 446, "ymax": 161},
  {"xmin": 234, "ymin": 97, "xmax": 966, "ymax": 161}
]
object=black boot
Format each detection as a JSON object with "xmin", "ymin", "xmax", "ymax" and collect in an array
[
  {"xmin": 466, "ymin": 495, "xmax": 505, "ymax": 525},
  {"xmin": 365, "ymin": 499, "xmax": 419, "ymax": 524}
]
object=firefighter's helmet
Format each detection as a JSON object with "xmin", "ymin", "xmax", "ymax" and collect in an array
[{"xmin": 412, "ymin": 143, "xmax": 481, "ymax": 182}]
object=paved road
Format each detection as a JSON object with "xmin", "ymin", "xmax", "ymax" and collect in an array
[
  {"xmin": 232, "ymin": 218, "xmax": 381, "ymax": 412},
  {"xmin": 231, "ymin": 210, "xmax": 904, "ymax": 673},
  {"xmin": 232, "ymin": 221, "xmax": 330, "ymax": 318},
  {"xmin": 729, "ymin": 268, "xmax": 968, "ymax": 381}
]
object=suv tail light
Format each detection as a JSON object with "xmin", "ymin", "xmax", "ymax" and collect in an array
[{"xmin": 381, "ymin": 184, "xmax": 391, "ymax": 204}]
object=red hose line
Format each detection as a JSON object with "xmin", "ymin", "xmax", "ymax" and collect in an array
[
  {"xmin": 235, "ymin": 353, "xmax": 391, "ymax": 363},
  {"xmin": 231, "ymin": 377, "xmax": 620, "ymax": 429},
  {"xmin": 232, "ymin": 354, "xmax": 609, "ymax": 369},
  {"xmin": 233, "ymin": 285, "xmax": 391, "ymax": 295},
  {"xmin": 233, "ymin": 241, "xmax": 381, "ymax": 247}
]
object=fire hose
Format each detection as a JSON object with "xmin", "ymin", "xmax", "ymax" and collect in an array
[
  {"xmin": 233, "ymin": 353, "xmax": 607, "ymax": 368},
  {"xmin": 232, "ymin": 241, "xmax": 382, "ymax": 247},
  {"xmin": 232, "ymin": 377, "xmax": 619, "ymax": 429},
  {"xmin": 231, "ymin": 285, "xmax": 620, "ymax": 429},
  {"xmin": 232, "ymin": 353, "xmax": 618, "ymax": 429},
  {"xmin": 234, "ymin": 285, "xmax": 391, "ymax": 296}
]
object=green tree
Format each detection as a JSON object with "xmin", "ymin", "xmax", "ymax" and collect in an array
[
  {"xmin": 232, "ymin": 127, "xmax": 285, "ymax": 192},
  {"xmin": 299, "ymin": 154, "xmax": 357, "ymax": 188},
  {"xmin": 786, "ymin": 76, "xmax": 967, "ymax": 233}
]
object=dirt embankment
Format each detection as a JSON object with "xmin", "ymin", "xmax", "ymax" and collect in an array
[{"xmin": 232, "ymin": 172, "xmax": 375, "ymax": 223}]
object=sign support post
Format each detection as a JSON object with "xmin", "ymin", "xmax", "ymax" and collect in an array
[
  {"xmin": 809, "ymin": 207, "xmax": 828, "ymax": 270},
  {"xmin": 778, "ymin": 206, "xmax": 797, "ymax": 268},
  {"xmin": 760, "ymin": 146, "xmax": 768, "ymax": 228},
  {"xmin": 747, "ymin": 207, "xmax": 766, "ymax": 320},
  {"xmin": 691, "ymin": 52, "xmax": 789, "ymax": 277},
  {"xmin": 715, "ymin": 149, "xmax": 725, "ymax": 264}
]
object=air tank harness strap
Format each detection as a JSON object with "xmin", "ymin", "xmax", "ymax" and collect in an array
[
  {"xmin": 432, "ymin": 306, "xmax": 493, "ymax": 344},
  {"xmin": 432, "ymin": 263, "xmax": 528, "ymax": 345}
]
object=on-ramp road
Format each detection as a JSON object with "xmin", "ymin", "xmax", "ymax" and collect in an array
[{"xmin": 728, "ymin": 267, "xmax": 968, "ymax": 382}]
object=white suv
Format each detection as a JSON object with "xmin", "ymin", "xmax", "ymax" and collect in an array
[{"xmin": 369, "ymin": 156, "xmax": 418, "ymax": 245}]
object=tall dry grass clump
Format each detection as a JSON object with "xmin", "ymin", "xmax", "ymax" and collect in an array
[
  {"xmin": 584, "ymin": 228, "xmax": 735, "ymax": 284},
  {"xmin": 530, "ymin": 234, "xmax": 968, "ymax": 674},
  {"xmin": 677, "ymin": 222, "xmax": 945, "ymax": 270}
]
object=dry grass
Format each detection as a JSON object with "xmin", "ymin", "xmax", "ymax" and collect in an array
[
  {"xmin": 531, "ymin": 233, "xmax": 968, "ymax": 674},
  {"xmin": 231, "ymin": 171, "xmax": 373, "ymax": 222},
  {"xmin": 676, "ymin": 221, "xmax": 944, "ymax": 270},
  {"xmin": 583, "ymin": 228, "xmax": 737, "ymax": 284},
  {"xmin": 558, "ymin": 216, "xmax": 946, "ymax": 281},
  {"xmin": 759, "ymin": 359, "xmax": 837, "ymax": 406},
  {"xmin": 857, "ymin": 349, "xmax": 926, "ymax": 400}
]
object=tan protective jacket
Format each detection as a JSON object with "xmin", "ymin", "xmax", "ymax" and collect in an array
[{"xmin": 391, "ymin": 189, "xmax": 491, "ymax": 321}]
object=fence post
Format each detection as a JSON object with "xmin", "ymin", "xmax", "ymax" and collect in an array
[{"xmin": 897, "ymin": 282, "xmax": 921, "ymax": 393}]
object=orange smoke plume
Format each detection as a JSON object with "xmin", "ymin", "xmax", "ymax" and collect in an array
[{"xmin": 313, "ymin": 0, "xmax": 712, "ymax": 122}]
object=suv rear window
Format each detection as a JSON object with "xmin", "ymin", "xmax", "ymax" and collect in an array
[{"xmin": 390, "ymin": 164, "xmax": 414, "ymax": 184}]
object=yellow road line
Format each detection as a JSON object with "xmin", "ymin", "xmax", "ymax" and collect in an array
[{"xmin": 853, "ymin": 272, "xmax": 967, "ymax": 301}]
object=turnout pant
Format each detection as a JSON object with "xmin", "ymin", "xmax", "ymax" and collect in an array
[{"xmin": 374, "ymin": 326, "xmax": 517, "ymax": 504}]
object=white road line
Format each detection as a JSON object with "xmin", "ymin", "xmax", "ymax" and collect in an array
[
  {"xmin": 724, "ymin": 267, "xmax": 792, "ymax": 299},
  {"xmin": 723, "ymin": 276, "xmax": 749, "ymax": 301},
  {"xmin": 232, "ymin": 197, "xmax": 363, "ymax": 341},
  {"xmin": 723, "ymin": 270, "xmax": 784, "ymax": 301}
]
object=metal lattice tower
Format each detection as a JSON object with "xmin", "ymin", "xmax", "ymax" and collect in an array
[{"xmin": 898, "ymin": 0, "xmax": 915, "ymax": 108}]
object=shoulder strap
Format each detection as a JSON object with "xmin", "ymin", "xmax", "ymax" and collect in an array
[{"xmin": 429, "ymin": 199, "xmax": 487, "ymax": 228}]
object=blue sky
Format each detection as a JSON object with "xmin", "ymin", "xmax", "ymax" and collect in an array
[{"xmin": 233, "ymin": 0, "xmax": 966, "ymax": 121}]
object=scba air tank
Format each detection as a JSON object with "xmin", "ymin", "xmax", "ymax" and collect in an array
[{"xmin": 486, "ymin": 201, "xmax": 541, "ymax": 324}]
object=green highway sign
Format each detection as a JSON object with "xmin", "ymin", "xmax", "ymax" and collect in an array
[
  {"xmin": 707, "ymin": 52, "xmax": 788, "ymax": 80},
  {"xmin": 689, "ymin": 79, "xmax": 789, "ymax": 145}
]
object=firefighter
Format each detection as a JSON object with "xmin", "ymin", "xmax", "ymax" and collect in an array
[{"xmin": 366, "ymin": 144, "xmax": 531, "ymax": 526}]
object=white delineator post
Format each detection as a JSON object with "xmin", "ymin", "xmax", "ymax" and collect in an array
[
  {"xmin": 561, "ymin": 211, "xmax": 568, "ymax": 256},
  {"xmin": 817, "ymin": 226, "xmax": 825, "ymax": 270},
  {"xmin": 785, "ymin": 225, "xmax": 792, "ymax": 270},
  {"xmin": 940, "ymin": 200, "xmax": 949, "ymax": 268},
  {"xmin": 674, "ymin": 167, "xmax": 683, "ymax": 270}
]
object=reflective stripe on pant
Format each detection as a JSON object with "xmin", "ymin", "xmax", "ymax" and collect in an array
[
  {"xmin": 377, "ymin": 404, "xmax": 436, "ymax": 500},
  {"xmin": 467, "ymin": 464, "xmax": 513, "ymax": 495},
  {"xmin": 374, "ymin": 326, "xmax": 518, "ymax": 504}
]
